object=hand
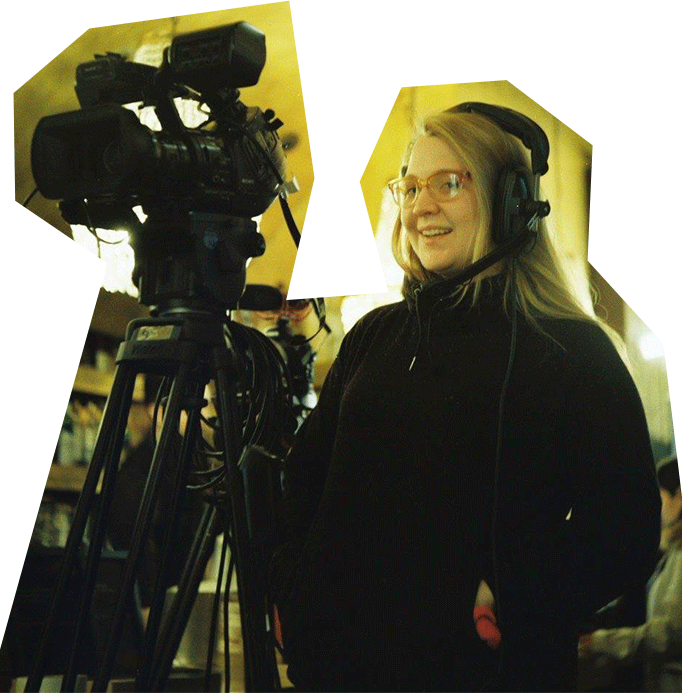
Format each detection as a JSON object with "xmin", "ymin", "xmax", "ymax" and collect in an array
[
  {"xmin": 578, "ymin": 633, "xmax": 594, "ymax": 657},
  {"xmin": 474, "ymin": 605, "xmax": 501, "ymax": 650},
  {"xmin": 474, "ymin": 580, "xmax": 501, "ymax": 650},
  {"xmin": 475, "ymin": 579, "xmax": 495, "ymax": 609}
]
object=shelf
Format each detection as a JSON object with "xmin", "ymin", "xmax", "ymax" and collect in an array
[
  {"xmin": 45, "ymin": 465, "xmax": 103, "ymax": 494},
  {"xmin": 45, "ymin": 465, "xmax": 88, "ymax": 493},
  {"xmin": 74, "ymin": 364, "xmax": 145, "ymax": 401},
  {"xmin": 90, "ymin": 288, "xmax": 149, "ymax": 340}
]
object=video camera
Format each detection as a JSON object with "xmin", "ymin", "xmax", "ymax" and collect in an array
[{"xmin": 31, "ymin": 21, "xmax": 288, "ymax": 313}]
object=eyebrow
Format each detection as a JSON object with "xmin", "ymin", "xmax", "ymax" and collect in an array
[{"xmin": 402, "ymin": 168, "xmax": 461, "ymax": 178}]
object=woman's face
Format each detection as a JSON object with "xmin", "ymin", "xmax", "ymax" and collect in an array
[{"xmin": 401, "ymin": 135, "xmax": 483, "ymax": 277}]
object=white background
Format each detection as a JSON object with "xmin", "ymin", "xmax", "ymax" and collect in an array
[{"xmin": 3, "ymin": 0, "xmax": 680, "ymax": 639}]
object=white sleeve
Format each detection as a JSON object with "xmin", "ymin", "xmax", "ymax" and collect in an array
[{"xmin": 590, "ymin": 550, "xmax": 682, "ymax": 663}]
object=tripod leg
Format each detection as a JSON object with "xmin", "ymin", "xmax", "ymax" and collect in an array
[
  {"xmin": 213, "ymin": 351, "xmax": 273, "ymax": 692},
  {"xmin": 91, "ymin": 359, "xmax": 197, "ymax": 692},
  {"xmin": 223, "ymin": 545, "xmax": 235, "ymax": 690},
  {"xmin": 62, "ymin": 368, "xmax": 139, "ymax": 692},
  {"xmin": 26, "ymin": 361, "xmax": 139, "ymax": 693},
  {"xmin": 149, "ymin": 505, "xmax": 222, "ymax": 691},
  {"xmin": 135, "ymin": 375, "xmax": 208, "ymax": 691},
  {"xmin": 204, "ymin": 524, "xmax": 230, "ymax": 691}
]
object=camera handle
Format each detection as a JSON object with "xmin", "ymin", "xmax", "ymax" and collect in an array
[{"xmin": 26, "ymin": 311, "xmax": 279, "ymax": 692}]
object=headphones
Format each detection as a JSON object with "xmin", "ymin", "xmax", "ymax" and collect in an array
[{"xmin": 448, "ymin": 102, "xmax": 551, "ymax": 247}]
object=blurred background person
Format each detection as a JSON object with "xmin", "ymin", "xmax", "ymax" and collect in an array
[{"xmin": 579, "ymin": 455, "xmax": 682, "ymax": 691}]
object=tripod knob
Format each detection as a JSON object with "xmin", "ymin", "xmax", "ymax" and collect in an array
[{"xmin": 242, "ymin": 231, "xmax": 266, "ymax": 258}]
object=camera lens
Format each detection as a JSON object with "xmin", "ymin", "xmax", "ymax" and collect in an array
[{"xmin": 102, "ymin": 140, "xmax": 124, "ymax": 175}]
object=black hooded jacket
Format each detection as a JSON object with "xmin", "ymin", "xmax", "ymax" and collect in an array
[{"xmin": 269, "ymin": 275, "xmax": 661, "ymax": 691}]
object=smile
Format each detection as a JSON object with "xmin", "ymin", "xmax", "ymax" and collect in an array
[{"xmin": 420, "ymin": 228, "xmax": 452, "ymax": 237}]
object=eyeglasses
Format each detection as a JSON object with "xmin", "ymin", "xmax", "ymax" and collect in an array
[{"xmin": 387, "ymin": 170, "xmax": 471, "ymax": 207}]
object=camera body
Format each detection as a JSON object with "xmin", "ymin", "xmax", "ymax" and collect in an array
[{"xmin": 31, "ymin": 22, "xmax": 288, "ymax": 313}]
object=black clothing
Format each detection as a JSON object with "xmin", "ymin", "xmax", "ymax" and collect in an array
[{"xmin": 269, "ymin": 276, "xmax": 661, "ymax": 691}]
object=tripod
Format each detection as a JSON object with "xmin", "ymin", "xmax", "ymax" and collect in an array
[{"xmin": 26, "ymin": 305, "xmax": 283, "ymax": 692}]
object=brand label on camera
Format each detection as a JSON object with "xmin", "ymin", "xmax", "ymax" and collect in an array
[{"xmin": 135, "ymin": 325, "xmax": 176, "ymax": 341}]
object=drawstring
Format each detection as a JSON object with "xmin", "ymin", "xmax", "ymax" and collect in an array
[
  {"xmin": 408, "ymin": 286, "xmax": 423, "ymax": 371},
  {"xmin": 409, "ymin": 288, "xmax": 455, "ymax": 371},
  {"xmin": 410, "ymin": 287, "xmax": 449, "ymax": 371},
  {"xmin": 424, "ymin": 294, "xmax": 449, "ymax": 366}
]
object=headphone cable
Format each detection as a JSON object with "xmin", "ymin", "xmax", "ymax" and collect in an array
[{"xmin": 489, "ymin": 262, "xmax": 519, "ymax": 685}]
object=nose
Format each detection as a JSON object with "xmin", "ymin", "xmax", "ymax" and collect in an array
[{"xmin": 411, "ymin": 183, "xmax": 438, "ymax": 215}]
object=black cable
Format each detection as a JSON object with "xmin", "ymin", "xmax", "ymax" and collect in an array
[
  {"xmin": 151, "ymin": 378, "xmax": 171, "ymax": 450},
  {"xmin": 190, "ymin": 465, "xmax": 226, "ymax": 477},
  {"xmin": 186, "ymin": 469, "xmax": 226, "ymax": 491},
  {"xmin": 186, "ymin": 434, "xmax": 227, "ymax": 491},
  {"xmin": 185, "ymin": 320, "xmax": 291, "ymax": 493},
  {"xmin": 490, "ymin": 262, "xmax": 519, "ymax": 682},
  {"xmin": 75, "ymin": 200, "xmax": 127, "ymax": 263},
  {"xmin": 298, "ymin": 314, "xmax": 329, "ymax": 345},
  {"xmin": 197, "ymin": 448, "xmax": 225, "ymax": 459},
  {"xmin": 224, "ymin": 327, "xmax": 253, "ymax": 438},
  {"xmin": 251, "ymin": 333, "xmax": 287, "ymax": 444},
  {"xmin": 200, "ymin": 413, "xmax": 219, "ymax": 429},
  {"xmin": 193, "ymin": 448, "xmax": 225, "ymax": 461},
  {"xmin": 278, "ymin": 194, "xmax": 300, "ymax": 247},
  {"xmin": 237, "ymin": 123, "xmax": 332, "ymax": 342},
  {"xmin": 195, "ymin": 426, "xmax": 225, "ymax": 458},
  {"xmin": 22, "ymin": 187, "xmax": 39, "ymax": 207},
  {"xmin": 87, "ymin": 232, "xmax": 127, "ymax": 245},
  {"xmin": 229, "ymin": 322, "xmax": 292, "ymax": 453}
]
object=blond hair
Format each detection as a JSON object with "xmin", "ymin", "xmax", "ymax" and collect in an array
[{"xmin": 391, "ymin": 109, "xmax": 623, "ymax": 350}]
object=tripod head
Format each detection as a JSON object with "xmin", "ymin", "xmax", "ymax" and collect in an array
[{"xmin": 60, "ymin": 205, "xmax": 267, "ymax": 317}]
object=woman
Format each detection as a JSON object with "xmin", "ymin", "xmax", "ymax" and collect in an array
[{"xmin": 269, "ymin": 105, "xmax": 661, "ymax": 691}]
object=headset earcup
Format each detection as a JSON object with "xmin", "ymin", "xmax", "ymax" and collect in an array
[{"xmin": 492, "ymin": 168, "xmax": 531, "ymax": 245}]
